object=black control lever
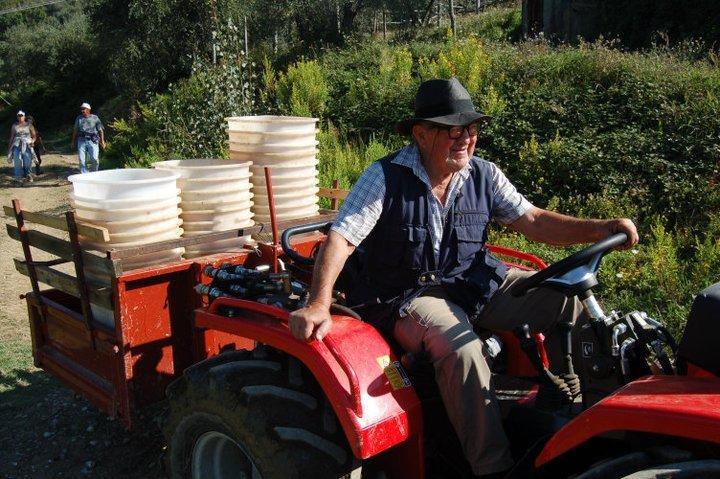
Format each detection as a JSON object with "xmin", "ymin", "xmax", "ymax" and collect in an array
[
  {"xmin": 513, "ymin": 324, "xmax": 574, "ymax": 411},
  {"xmin": 558, "ymin": 321, "xmax": 581, "ymax": 399}
]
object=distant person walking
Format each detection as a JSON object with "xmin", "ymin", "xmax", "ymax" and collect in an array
[
  {"xmin": 26, "ymin": 115, "xmax": 45, "ymax": 175},
  {"xmin": 7, "ymin": 110, "xmax": 37, "ymax": 182},
  {"xmin": 71, "ymin": 102, "xmax": 105, "ymax": 173}
]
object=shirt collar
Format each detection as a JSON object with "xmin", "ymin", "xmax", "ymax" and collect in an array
[{"xmin": 392, "ymin": 143, "xmax": 473, "ymax": 185}]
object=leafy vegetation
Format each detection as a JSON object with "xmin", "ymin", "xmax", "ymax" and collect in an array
[{"xmin": 2, "ymin": 1, "xmax": 719, "ymax": 333}]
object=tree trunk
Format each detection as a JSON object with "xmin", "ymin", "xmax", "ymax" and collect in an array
[
  {"xmin": 448, "ymin": 0, "xmax": 456, "ymax": 36},
  {"xmin": 340, "ymin": 0, "xmax": 365, "ymax": 37},
  {"xmin": 244, "ymin": 15, "xmax": 249, "ymax": 55},
  {"xmin": 383, "ymin": 9, "xmax": 386, "ymax": 38},
  {"xmin": 421, "ymin": 0, "xmax": 437, "ymax": 26}
]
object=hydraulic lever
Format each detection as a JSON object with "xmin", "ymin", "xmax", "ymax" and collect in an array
[
  {"xmin": 514, "ymin": 324, "xmax": 575, "ymax": 411},
  {"xmin": 558, "ymin": 320, "xmax": 581, "ymax": 399}
]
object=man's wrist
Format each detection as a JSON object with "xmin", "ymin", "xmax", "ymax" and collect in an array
[{"xmin": 306, "ymin": 300, "xmax": 331, "ymax": 310}]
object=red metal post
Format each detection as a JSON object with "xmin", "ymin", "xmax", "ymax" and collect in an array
[{"xmin": 264, "ymin": 167, "xmax": 280, "ymax": 273}]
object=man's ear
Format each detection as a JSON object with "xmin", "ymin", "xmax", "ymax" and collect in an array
[{"xmin": 412, "ymin": 123, "xmax": 429, "ymax": 148}]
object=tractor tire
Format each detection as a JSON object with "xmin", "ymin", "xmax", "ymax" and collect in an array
[
  {"xmin": 574, "ymin": 448, "xmax": 720, "ymax": 479},
  {"xmin": 164, "ymin": 348, "xmax": 357, "ymax": 479},
  {"xmin": 620, "ymin": 460, "xmax": 720, "ymax": 478}
]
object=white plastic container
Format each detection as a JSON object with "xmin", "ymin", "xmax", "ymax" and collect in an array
[
  {"xmin": 70, "ymin": 168, "xmax": 184, "ymax": 327},
  {"xmin": 180, "ymin": 195, "xmax": 253, "ymax": 212},
  {"xmin": 227, "ymin": 140, "xmax": 319, "ymax": 154},
  {"xmin": 68, "ymin": 169, "xmax": 179, "ymax": 200},
  {"xmin": 227, "ymin": 130, "xmax": 318, "ymax": 145},
  {"xmin": 228, "ymin": 148, "xmax": 318, "ymax": 162},
  {"xmin": 182, "ymin": 215, "xmax": 252, "ymax": 232},
  {"xmin": 180, "ymin": 186, "xmax": 252, "ymax": 202},
  {"xmin": 254, "ymin": 204, "xmax": 320, "ymax": 223},
  {"xmin": 71, "ymin": 190, "xmax": 181, "ymax": 210},
  {"xmin": 106, "ymin": 225, "xmax": 184, "ymax": 244},
  {"xmin": 227, "ymin": 115, "xmax": 321, "ymax": 223},
  {"xmin": 154, "ymin": 159, "xmax": 251, "ymax": 179},
  {"xmin": 251, "ymin": 176, "xmax": 318, "ymax": 189},
  {"xmin": 226, "ymin": 115, "xmax": 318, "ymax": 134},
  {"xmin": 247, "ymin": 153, "xmax": 317, "ymax": 167},
  {"xmin": 252, "ymin": 188, "xmax": 319, "ymax": 206},
  {"xmin": 104, "ymin": 218, "xmax": 182, "ymax": 239},
  {"xmin": 253, "ymin": 199, "xmax": 318, "ymax": 214},
  {"xmin": 177, "ymin": 174, "xmax": 253, "ymax": 192},
  {"xmin": 154, "ymin": 158, "xmax": 256, "ymax": 258},
  {"xmin": 250, "ymin": 163, "xmax": 318, "ymax": 180},
  {"xmin": 181, "ymin": 206, "xmax": 255, "ymax": 223},
  {"xmin": 74, "ymin": 205, "xmax": 181, "ymax": 223}
]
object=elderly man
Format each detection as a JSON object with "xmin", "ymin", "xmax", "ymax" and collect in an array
[
  {"xmin": 289, "ymin": 78, "xmax": 638, "ymax": 478},
  {"xmin": 71, "ymin": 102, "xmax": 106, "ymax": 173}
]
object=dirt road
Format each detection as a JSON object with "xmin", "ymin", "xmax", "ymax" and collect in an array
[{"xmin": 0, "ymin": 155, "xmax": 164, "ymax": 479}]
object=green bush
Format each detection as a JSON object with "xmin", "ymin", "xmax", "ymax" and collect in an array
[
  {"xmin": 317, "ymin": 125, "xmax": 395, "ymax": 189},
  {"xmin": 323, "ymin": 43, "xmax": 416, "ymax": 133},
  {"xmin": 276, "ymin": 60, "xmax": 328, "ymax": 118},
  {"xmin": 106, "ymin": 55, "xmax": 255, "ymax": 164},
  {"xmin": 320, "ymin": 38, "xmax": 720, "ymax": 235}
]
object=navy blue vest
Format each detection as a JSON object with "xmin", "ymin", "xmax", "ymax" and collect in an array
[{"xmin": 347, "ymin": 152, "xmax": 508, "ymax": 330}]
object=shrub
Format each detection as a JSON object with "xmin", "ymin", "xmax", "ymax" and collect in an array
[
  {"xmin": 324, "ymin": 44, "xmax": 416, "ymax": 133},
  {"xmin": 276, "ymin": 59, "xmax": 328, "ymax": 118},
  {"xmin": 106, "ymin": 55, "xmax": 255, "ymax": 164},
  {"xmin": 317, "ymin": 124, "xmax": 394, "ymax": 189}
]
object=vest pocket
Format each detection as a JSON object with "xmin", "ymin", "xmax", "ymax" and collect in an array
[
  {"xmin": 379, "ymin": 225, "xmax": 428, "ymax": 268},
  {"xmin": 454, "ymin": 222, "xmax": 487, "ymax": 265},
  {"xmin": 403, "ymin": 225, "xmax": 427, "ymax": 268}
]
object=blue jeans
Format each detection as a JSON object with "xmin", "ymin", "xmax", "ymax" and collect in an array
[
  {"xmin": 78, "ymin": 139, "xmax": 99, "ymax": 173},
  {"xmin": 12, "ymin": 146, "xmax": 32, "ymax": 178}
]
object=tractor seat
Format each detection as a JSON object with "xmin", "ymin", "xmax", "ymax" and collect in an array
[{"xmin": 677, "ymin": 281, "xmax": 720, "ymax": 377}]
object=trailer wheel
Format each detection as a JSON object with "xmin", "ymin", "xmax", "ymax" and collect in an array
[{"xmin": 164, "ymin": 349, "xmax": 356, "ymax": 479}]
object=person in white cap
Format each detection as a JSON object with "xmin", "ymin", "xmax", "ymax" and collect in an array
[
  {"xmin": 7, "ymin": 110, "xmax": 37, "ymax": 182},
  {"xmin": 71, "ymin": 102, "xmax": 106, "ymax": 173}
]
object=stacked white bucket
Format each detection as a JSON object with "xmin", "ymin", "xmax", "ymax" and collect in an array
[
  {"xmin": 69, "ymin": 169, "xmax": 183, "ymax": 326},
  {"xmin": 226, "ymin": 116, "xmax": 320, "ymax": 223},
  {"xmin": 154, "ymin": 159, "xmax": 254, "ymax": 258}
]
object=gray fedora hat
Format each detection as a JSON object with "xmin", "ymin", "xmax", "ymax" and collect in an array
[{"xmin": 396, "ymin": 77, "xmax": 491, "ymax": 135}]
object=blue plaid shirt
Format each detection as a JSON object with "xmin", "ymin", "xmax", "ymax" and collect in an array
[{"xmin": 331, "ymin": 143, "xmax": 533, "ymax": 259}]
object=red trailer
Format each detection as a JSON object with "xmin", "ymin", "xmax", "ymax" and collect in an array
[{"xmin": 7, "ymin": 193, "xmax": 720, "ymax": 479}]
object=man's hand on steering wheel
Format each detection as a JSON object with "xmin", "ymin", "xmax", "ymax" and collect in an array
[
  {"xmin": 289, "ymin": 303, "xmax": 333, "ymax": 341},
  {"xmin": 602, "ymin": 218, "xmax": 639, "ymax": 249}
]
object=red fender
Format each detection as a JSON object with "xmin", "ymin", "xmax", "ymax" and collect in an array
[
  {"xmin": 194, "ymin": 297, "xmax": 425, "ymax": 477},
  {"xmin": 535, "ymin": 375, "xmax": 720, "ymax": 467}
]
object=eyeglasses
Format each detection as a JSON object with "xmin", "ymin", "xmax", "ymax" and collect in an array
[{"xmin": 427, "ymin": 122, "xmax": 481, "ymax": 139}]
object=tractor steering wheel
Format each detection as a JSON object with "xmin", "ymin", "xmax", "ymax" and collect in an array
[{"xmin": 510, "ymin": 233, "xmax": 628, "ymax": 298}]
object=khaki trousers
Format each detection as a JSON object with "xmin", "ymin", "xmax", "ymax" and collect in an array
[{"xmin": 393, "ymin": 269, "xmax": 583, "ymax": 475}]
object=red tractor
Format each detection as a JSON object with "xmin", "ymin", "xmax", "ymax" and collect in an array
[
  {"xmin": 9, "ymin": 200, "xmax": 720, "ymax": 479},
  {"xmin": 163, "ymin": 222, "xmax": 720, "ymax": 479}
]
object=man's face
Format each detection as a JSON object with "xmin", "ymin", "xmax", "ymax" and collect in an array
[
  {"xmin": 413, "ymin": 122, "xmax": 478, "ymax": 174},
  {"xmin": 81, "ymin": 108, "xmax": 90, "ymax": 117}
]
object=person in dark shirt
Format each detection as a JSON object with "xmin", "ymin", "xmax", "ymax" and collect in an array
[{"xmin": 26, "ymin": 115, "xmax": 44, "ymax": 175}]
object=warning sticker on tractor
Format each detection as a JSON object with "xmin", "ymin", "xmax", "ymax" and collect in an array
[{"xmin": 377, "ymin": 355, "xmax": 412, "ymax": 390}]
